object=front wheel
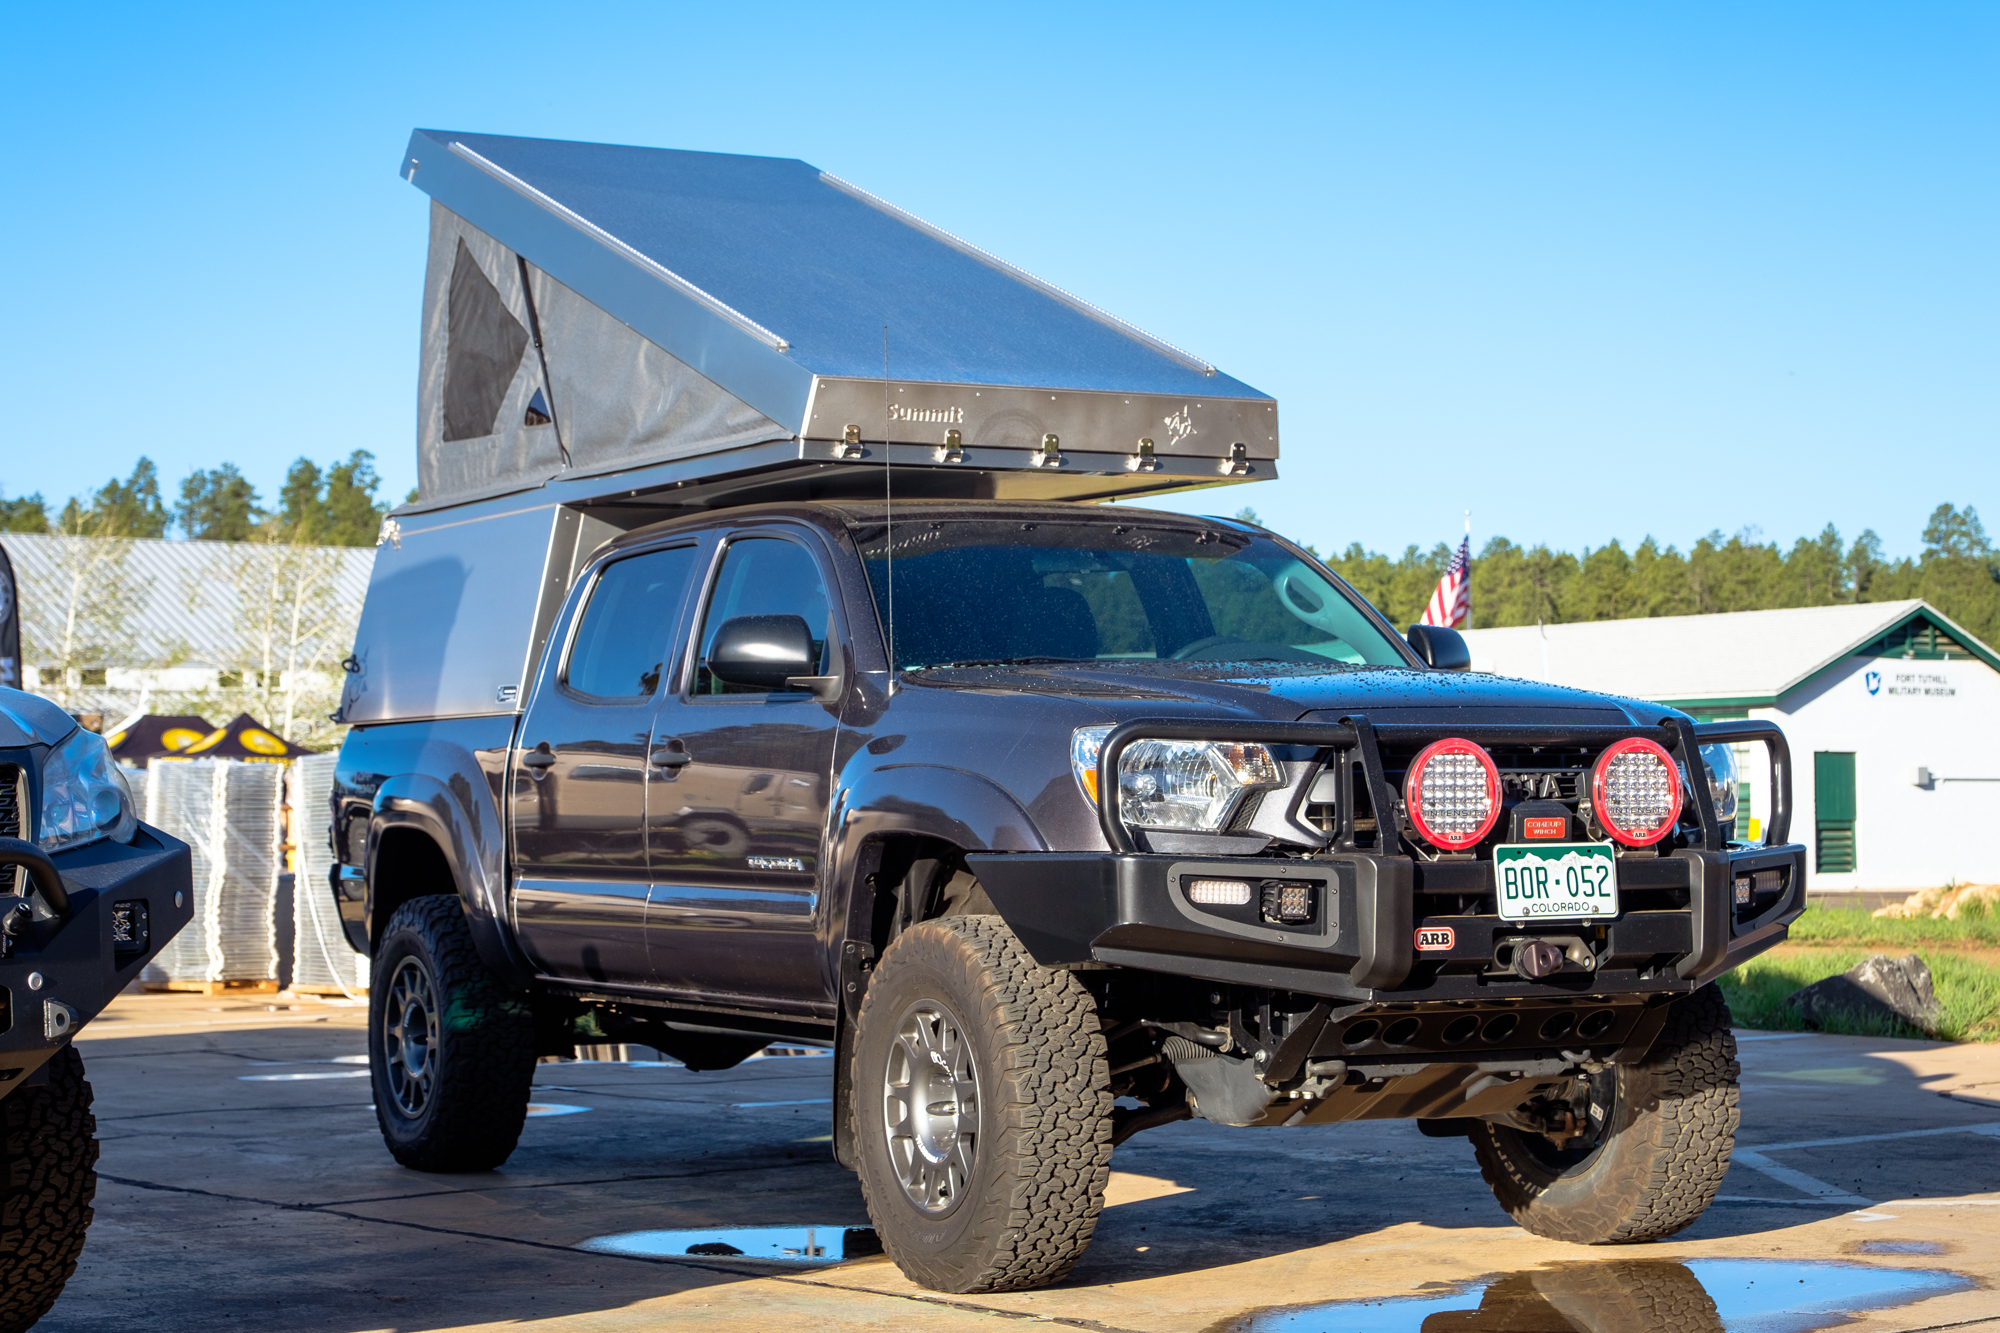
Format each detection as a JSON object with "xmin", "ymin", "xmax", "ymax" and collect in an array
[
  {"xmin": 1471, "ymin": 984, "xmax": 1740, "ymax": 1244},
  {"xmin": 370, "ymin": 896, "xmax": 537, "ymax": 1172},
  {"xmin": 851, "ymin": 916, "xmax": 1112, "ymax": 1293},
  {"xmin": 0, "ymin": 1045, "xmax": 98, "ymax": 1333}
]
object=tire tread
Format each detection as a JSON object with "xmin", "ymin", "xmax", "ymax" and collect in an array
[
  {"xmin": 0, "ymin": 1045, "xmax": 97, "ymax": 1333},
  {"xmin": 855, "ymin": 915, "xmax": 1112, "ymax": 1293}
]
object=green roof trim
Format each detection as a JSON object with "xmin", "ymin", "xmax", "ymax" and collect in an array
[{"xmin": 1787, "ymin": 603, "xmax": 2000, "ymax": 701}]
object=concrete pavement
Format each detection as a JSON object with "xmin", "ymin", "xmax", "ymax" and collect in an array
[{"xmin": 37, "ymin": 992, "xmax": 2000, "ymax": 1332}]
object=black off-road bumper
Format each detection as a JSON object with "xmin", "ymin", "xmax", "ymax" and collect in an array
[
  {"xmin": 0, "ymin": 826, "xmax": 194, "ymax": 1090},
  {"xmin": 968, "ymin": 841, "xmax": 1809, "ymax": 1004}
]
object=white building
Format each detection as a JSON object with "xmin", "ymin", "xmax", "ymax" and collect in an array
[{"xmin": 1459, "ymin": 601, "xmax": 2000, "ymax": 893}]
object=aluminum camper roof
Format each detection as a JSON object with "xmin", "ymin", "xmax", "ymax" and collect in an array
[
  {"xmin": 400, "ymin": 130, "xmax": 1278, "ymax": 510},
  {"xmin": 405, "ymin": 130, "xmax": 1265, "ymax": 407}
]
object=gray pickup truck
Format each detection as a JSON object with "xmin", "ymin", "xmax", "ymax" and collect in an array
[
  {"xmin": 330, "ymin": 130, "xmax": 1808, "ymax": 1294},
  {"xmin": 0, "ymin": 689, "xmax": 192, "ymax": 1331}
]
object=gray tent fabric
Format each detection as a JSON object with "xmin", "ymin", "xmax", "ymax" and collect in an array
[
  {"xmin": 443, "ymin": 239, "xmax": 531, "ymax": 441},
  {"xmin": 417, "ymin": 203, "xmax": 565, "ymax": 504},
  {"xmin": 416, "ymin": 203, "xmax": 786, "ymax": 506},
  {"xmin": 526, "ymin": 265, "xmax": 785, "ymax": 483}
]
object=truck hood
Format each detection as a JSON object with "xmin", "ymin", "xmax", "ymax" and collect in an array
[{"xmin": 904, "ymin": 662, "xmax": 1660, "ymax": 726}]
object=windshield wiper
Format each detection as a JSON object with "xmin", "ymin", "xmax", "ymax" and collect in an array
[{"xmin": 914, "ymin": 656, "xmax": 1087, "ymax": 670}]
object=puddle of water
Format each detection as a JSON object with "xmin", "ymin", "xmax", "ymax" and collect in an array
[
  {"xmin": 734, "ymin": 1098, "xmax": 832, "ymax": 1109},
  {"xmin": 749, "ymin": 1046, "xmax": 833, "ymax": 1060},
  {"xmin": 1226, "ymin": 1259, "xmax": 1970, "ymax": 1333},
  {"xmin": 237, "ymin": 1070, "xmax": 371, "ymax": 1081},
  {"xmin": 549, "ymin": 1043, "xmax": 830, "ymax": 1067},
  {"xmin": 525, "ymin": 1103, "xmax": 590, "ymax": 1118},
  {"xmin": 579, "ymin": 1225, "xmax": 879, "ymax": 1264}
]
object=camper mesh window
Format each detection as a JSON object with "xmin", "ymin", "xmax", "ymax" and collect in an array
[{"xmin": 443, "ymin": 240, "xmax": 530, "ymax": 442}]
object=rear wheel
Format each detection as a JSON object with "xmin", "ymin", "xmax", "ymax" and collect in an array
[
  {"xmin": 1471, "ymin": 985, "xmax": 1739, "ymax": 1244},
  {"xmin": 370, "ymin": 896, "xmax": 537, "ymax": 1172},
  {"xmin": 0, "ymin": 1045, "xmax": 97, "ymax": 1333},
  {"xmin": 852, "ymin": 916, "xmax": 1112, "ymax": 1293}
]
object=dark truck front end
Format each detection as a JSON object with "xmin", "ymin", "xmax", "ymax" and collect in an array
[
  {"xmin": 970, "ymin": 711, "xmax": 1804, "ymax": 1133},
  {"xmin": 0, "ymin": 688, "xmax": 193, "ymax": 1330}
]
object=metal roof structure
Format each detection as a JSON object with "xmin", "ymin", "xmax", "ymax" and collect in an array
[
  {"xmin": 0, "ymin": 534, "xmax": 374, "ymax": 671},
  {"xmin": 399, "ymin": 130, "xmax": 1279, "ymax": 510},
  {"xmin": 1457, "ymin": 600, "xmax": 1999, "ymax": 710}
]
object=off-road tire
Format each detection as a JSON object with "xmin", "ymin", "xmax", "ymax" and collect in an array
[
  {"xmin": 1471, "ymin": 984, "xmax": 1739, "ymax": 1244},
  {"xmin": 852, "ymin": 915, "xmax": 1112, "ymax": 1293},
  {"xmin": 0, "ymin": 1045, "xmax": 97, "ymax": 1333},
  {"xmin": 370, "ymin": 895, "xmax": 537, "ymax": 1172}
]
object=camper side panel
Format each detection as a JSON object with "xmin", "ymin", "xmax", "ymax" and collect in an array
[{"xmin": 340, "ymin": 504, "xmax": 576, "ymax": 723}]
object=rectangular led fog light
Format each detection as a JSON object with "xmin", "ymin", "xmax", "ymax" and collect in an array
[
  {"xmin": 1186, "ymin": 878, "xmax": 1253, "ymax": 906},
  {"xmin": 1261, "ymin": 881, "xmax": 1314, "ymax": 924}
]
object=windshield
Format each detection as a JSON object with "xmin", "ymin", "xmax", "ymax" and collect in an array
[{"xmin": 853, "ymin": 519, "xmax": 1410, "ymax": 671}]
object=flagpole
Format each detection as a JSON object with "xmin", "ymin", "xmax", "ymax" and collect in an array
[{"xmin": 1463, "ymin": 509, "xmax": 1472, "ymax": 631}]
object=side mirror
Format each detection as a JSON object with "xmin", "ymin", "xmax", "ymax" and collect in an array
[
  {"xmin": 708, "ymin": 615, "xmax": 817, "ymax": 691},
  {"xmin": 1406, "ymin": 624, "xmax": 1472, "ymax": 672},
  {"xmin": 707, "ymin": 615, "xmax": 843, "ymax": 698}
]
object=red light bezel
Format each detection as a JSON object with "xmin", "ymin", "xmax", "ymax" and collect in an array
[
  {"xmin": 1591, "ymin": 736, "xmax": 1685, "ymax": 846},
  {"xmin": 1403, "ymin": 738, "xmax": 1501, "ymax": 850}
]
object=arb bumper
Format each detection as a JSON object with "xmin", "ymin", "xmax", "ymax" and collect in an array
[
  {"xmin": 0, "ymin": 826, "xmax": 194, "ymax": 1088},
  {"xmin": 968, "ymin": 840, "xmax": 1808, "ymax": 1003}
]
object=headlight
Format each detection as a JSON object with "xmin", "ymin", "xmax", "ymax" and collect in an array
[
  {"xmin": 1071, "ymin": 726, "xmax": 1283, "ymax": 833},
  {"xmin": 39, "ymin": 726, "xmax": 139, "ymax": 853},
  {"xmin": 1697, "ymin": 742, "xmax": 1739, "ymax": 823}
]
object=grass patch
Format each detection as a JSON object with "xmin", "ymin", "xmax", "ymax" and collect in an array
[
  {"xmin": 1721, "ymin": 946, "xmax": 2000, "ymax": 1042},
  {"xmin": 1787, "ymin": 902, "xmax": 2000, "ymax": 950}
]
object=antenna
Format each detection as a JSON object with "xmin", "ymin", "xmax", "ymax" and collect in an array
[{"xmin": 883, "ymin": 326, "xmax": 895, "ymax": 686}]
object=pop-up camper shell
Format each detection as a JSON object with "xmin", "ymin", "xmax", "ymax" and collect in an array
[{"xmin": 341, "ymin": 129, "xmax": 1280, "ymax": 724}]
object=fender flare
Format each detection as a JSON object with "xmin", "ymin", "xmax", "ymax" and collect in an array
[
  {"xmin": 825, "ymin": 761, "xmax": 1048, "ymax": 954},
  {"xmin": 368, "ymin": 773, "xmax": 532, "ymax": 987}
]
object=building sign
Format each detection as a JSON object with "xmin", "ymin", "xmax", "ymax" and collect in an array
[{"xmin": 1871, "ymin": 668, "xmax": 1957, "ymax": 699}]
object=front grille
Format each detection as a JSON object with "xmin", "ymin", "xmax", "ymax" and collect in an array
[{"xmin": 0, "ymin": 763, "xmax": 20, "ymax": 894}]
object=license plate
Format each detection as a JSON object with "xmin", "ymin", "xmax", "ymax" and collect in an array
[{"xmin": 1493, "ymin": 843, "xmax": 1620, "ymax": 921}]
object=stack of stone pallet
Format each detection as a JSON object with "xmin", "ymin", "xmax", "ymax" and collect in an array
[
  {"xmin": 286, "ymin": 753, "xmax": 369, "ymax": 996},
  {"xmin": 139, "ymin": 760, "xmax": 284, "ymax": 994}
]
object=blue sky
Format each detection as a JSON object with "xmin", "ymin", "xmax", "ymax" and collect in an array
[{"xmin": 3, "ymin": 2, "xmax": 1993, "ymax": 558}]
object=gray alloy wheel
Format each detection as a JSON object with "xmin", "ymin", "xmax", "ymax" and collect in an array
[
  {"xmin": 881, "ymin": 999, "xmax": 982, "ymax": 1215},
  {"xmin": 368, "ymin": 895, "xmax": 536, "ymax": 1173},
  {"xmin": 382, "ymin": 955, "xmax": 438, "ymax": 1117}
]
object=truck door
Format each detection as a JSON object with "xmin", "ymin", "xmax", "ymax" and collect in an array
[
  {"xmin": 510, "ymin": 543, "xmax": 701, "ymax": 984},
  {"xmin": 646, "ymin": 530, "xmax": 842, "ymax": 1008}
]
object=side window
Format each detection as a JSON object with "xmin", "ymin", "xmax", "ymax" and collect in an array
[
  {"xmin": 563, "ymin": 546, "xmax": 699, "ymax": 700},
  {"xmin": 694, "ymin": 536, "xmax": 832, "ymax": 696}
]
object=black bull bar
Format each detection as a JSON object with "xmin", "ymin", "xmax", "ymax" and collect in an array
[{"xmin": 972, "ymin": 714, "xmax": 1805, "ymax": 1003}]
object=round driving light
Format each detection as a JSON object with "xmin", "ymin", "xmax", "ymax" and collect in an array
[
  {"xmin": 1591, "ymin": 737, "xmax": 1684, "ymax": 846},
  {"xmin": 1403, "ymin": 739, "xmax": 1501, "ymax": 850}
]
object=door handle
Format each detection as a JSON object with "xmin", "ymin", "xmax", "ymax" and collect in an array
[
  {"xmin": 650, "ymin": 744, "xmax": 693, "ymax": 769},
  {"xmin": 521, "ymin": 745, "xmax": 557, "ymax": 771}
]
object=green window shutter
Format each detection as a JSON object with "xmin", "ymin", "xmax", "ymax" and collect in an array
[{"xmin": 1814, "ymin": 751, "xmax": 1857, "ymax": 873}]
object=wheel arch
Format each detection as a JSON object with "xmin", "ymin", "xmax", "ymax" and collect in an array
[
  {"xmin": 368, "ymin": 774, "xmax": 531, "ymax": 987},
  {"xmin": 827, "ymin": 763, "xmax": 1043, "ymax": 1005}
]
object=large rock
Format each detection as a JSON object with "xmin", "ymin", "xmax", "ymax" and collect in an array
[{"xmin": 1783, "ymin": 954, "xmax": 1944, "ymax": 1036}]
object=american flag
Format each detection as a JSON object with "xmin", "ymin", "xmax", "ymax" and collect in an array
[{"xmin": 1421, "ymin": 535, "xmax": 1471, "ymax": 629}]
